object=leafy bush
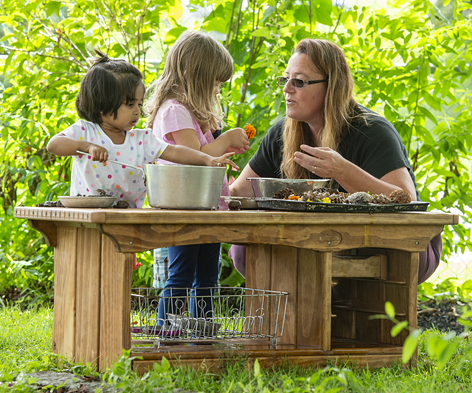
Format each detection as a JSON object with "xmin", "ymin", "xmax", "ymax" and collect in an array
[{"xmin": 1, "ymin": 0, "xmax": 471, "ymax": 303}]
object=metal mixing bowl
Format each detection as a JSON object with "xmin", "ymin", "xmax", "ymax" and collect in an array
[
  {"xmin": 145, "ymin": 164, "xmax": 227, "ymax": 209},
  {"xmin": 248, "ymin": 177, "xmax": 329, "ymax": 198}
]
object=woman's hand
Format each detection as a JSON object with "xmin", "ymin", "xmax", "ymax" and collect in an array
[
  {"xmin": 294, "ymin": 144, "xmax": 417, "ymax": 198},
  {"xmin": 294, "ymin": 145, "xmax": 347, "ymax": 178},
  {"xmin": 207, "ymin": 152, "xmax": 239, "ymax": 171}
]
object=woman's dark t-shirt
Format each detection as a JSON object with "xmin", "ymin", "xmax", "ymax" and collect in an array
[{"xmin": 248, "ymin": 107, "xmax": 419, "ymax": 200}]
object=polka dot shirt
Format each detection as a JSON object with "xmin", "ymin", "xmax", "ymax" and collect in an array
[{"xmin": 61, "ymin": 119, "xmax": 168, "ymax": 208}]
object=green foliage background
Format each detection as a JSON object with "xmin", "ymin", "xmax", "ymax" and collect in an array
[{"xmin": 0, "ymin": 0, "xmax": 471, "ymax": 303}]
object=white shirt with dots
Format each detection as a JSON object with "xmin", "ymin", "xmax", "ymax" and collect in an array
[{"xmin": 61, "ymin": 119, "xmax": 168, "ymax": 208}]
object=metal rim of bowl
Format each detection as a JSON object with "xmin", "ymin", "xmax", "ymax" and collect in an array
[
  {"xmin": 246, "ymin": 177, "xmax": 329, "ymax": 184},
  {"xmin": 58, "ymin": 196, "xmax": 116, "ymax": 208}
]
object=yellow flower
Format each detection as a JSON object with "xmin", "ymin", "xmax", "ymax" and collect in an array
[{"xmin": 321, "ymin": 197, "xmax": 331, "ymax": 203}]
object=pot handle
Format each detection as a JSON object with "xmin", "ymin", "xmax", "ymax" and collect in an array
[{"xmin": 76, "ymin": 150, "xmax": 147, "ymax": 186}]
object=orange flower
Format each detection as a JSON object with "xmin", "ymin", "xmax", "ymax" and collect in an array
[
  {"xmin": 288, "ymin": 194, "xmax": 301, "ymax": 200},
  {"xmin": 244, "ymin": 123, "xmax": 256, "ymax": 139}
]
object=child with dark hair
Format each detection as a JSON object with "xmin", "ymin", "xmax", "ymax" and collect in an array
[{"xmin": 47, "ymin": 51, "xmax": 237, "ymax": 209}]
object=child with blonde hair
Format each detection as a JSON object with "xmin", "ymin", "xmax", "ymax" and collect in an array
[{"xmin": 146, "ymin": 30, "xmax": 248, "ymax": 324}]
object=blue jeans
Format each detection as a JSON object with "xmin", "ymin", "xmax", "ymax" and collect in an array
[{"xmin": 158, "ymin": 243, "xmax": 220, "ymax": 324}]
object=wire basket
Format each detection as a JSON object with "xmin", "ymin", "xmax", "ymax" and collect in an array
[{"xmin": 130, "ymin": 287, "xmax": 288, "ymax": 342}]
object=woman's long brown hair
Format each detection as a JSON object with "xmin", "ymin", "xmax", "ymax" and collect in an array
[{"xmin": 281, "ymin": 39, "xmax": 364, "ymax": 179}]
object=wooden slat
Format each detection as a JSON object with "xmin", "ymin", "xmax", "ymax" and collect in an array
[
  {"xmin": 245, "ymin": 244, "xmax": 272, "ymax": 337},
  {"xmin": 99, "ymin": 235, "xmax": 133, "ymax": 370},
  {"xmin": 52, "ymin": 226, "xmax": 77, "ymax": 359},
  {"xmin": 271, "ymin": 246, "xmax": 298, "ymax": 345},
  {"xmin": 381, "ymin": 251, "xmax": 419, "ymax": 348},
  {"xmin": 98, "ymin": 223, "xmax": 443, "ymax": 253},
  {"xmin": 332, "ymin": 255, "xmax": 384, "ymax": 279},
  {"xmin": 131, "ymin": 342, "xmax": 405, "ymax": 374},
  {"xmin": 15, "ymin": 207, "xmax": 104, "ymax": 223},
  {"xmin": 75, "ymin": 228, "xmax": 101, "ymax": 368},
  {"xmin": 14, "ymin": 206, "xmax": 459, "ymax": 226},
  {"xmin": 331, "ymin": 279, "xmax": 356, "ymax": 340},
  {"xmin": 246, "ymin": 244, "xmax": 272, "ymax": 291},
  {"xmin": 298, "ymin": 249, "xmax": 332, "ymax": 350}
]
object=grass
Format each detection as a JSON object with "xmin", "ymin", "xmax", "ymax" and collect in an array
[{"xmin": 1, "ymin": 305, "xmax": 472, "ymax": 392}]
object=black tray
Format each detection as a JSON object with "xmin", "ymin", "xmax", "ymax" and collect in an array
[{"xmin": 255, "ymin": 198, "xmax": 429, "ymax": 213}]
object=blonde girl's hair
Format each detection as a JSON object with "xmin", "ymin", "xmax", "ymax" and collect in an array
[
  {"xmin": 146, "ymin": 30, "xmax": 233, "ymax": 133},
  {"xmin": 281, "ymin": 39, "xmax": 366, "ymax": 179}
]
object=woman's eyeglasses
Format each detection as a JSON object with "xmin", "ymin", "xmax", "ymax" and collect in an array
[{"xmin": 276, "ymin": 76, "xmax": 328, "ymax": 88}]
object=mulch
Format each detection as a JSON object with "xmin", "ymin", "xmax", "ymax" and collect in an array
[{"xmin": 417, "ymin": 298, "xmax": 470, "ymax": 335}]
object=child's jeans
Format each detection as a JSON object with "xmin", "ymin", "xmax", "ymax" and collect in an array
[
  {"xmin": 157, "ymin": 243, "xmax": 220, "ymax": 324},
  {"xmin": 153, "ymin": 247, "xmax": 222, "ymax": 288}
]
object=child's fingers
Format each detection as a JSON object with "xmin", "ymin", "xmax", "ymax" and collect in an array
[{"xmin": 225, "ymin": 159, "xmax": 239, "ymax": 171}]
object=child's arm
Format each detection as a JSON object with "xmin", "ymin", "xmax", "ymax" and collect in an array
[
  {"xmin": 160, "ymin": 145, "xmax": 239, "ymax": 170},
  {"xmin": 47, "ymin": 134, "xmax": 109, "ymax": 162},
  {"xmin": 169, "ymin": 128, "xmax": 250, "ymax": 157}
]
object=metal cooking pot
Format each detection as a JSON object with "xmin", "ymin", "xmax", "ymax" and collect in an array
[
  {"xmin": 145, "ymin": 164, "xmax": 226, "ymax": 209},
  {"xmin": 76, "ymin": 151, "xmax": 226, "ymax": 209}
]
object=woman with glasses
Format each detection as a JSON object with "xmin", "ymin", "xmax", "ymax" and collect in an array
[{"xmin": 229, "ymin": 38, "xmax": 442, "ymax": 285}]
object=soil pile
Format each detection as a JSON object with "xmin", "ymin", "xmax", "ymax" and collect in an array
[{"xmin": 417, "ymin": 298, "xmax": 469, "ymax": 334}]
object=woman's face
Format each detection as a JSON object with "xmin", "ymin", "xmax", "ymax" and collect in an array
[{"xmin": 283, "ymin": 52, "xmax": 327, "ymax": 129}]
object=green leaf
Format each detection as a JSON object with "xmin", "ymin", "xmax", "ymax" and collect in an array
[
  {"xmin": 161, "ymin": 356, "xmax": 170, "ymax": 371},
  {"xmin": 384, "ymin": 301, "xmax": 395, "ymax": 319},
  {"xmin": 427, "ymin": 333, "xmax": 457, "ymax": 369},
  {"xmin": 312, "ymin": 0, "xmax": 333, "ymax": 26},
  {"xmin": 3, "ymin": 51, "xmax": 14, "ymax": 75},
  {"xmin": 402, "ymin": 328, "xmax": 421, "ymax": 363},
  {"xmin": 261, "ymin": 6, "xmax": 276, "ymax": 23},
  {"xmin": 274, "ymin": 95, "xmax": 282, "ymax": 113},
  {"xmin": 164, "ymin": 27, "xmax": 187, "ymax": 44},
  {"xmin": 375, "ymin": 36, "xmax": 381, "ymax": 49},
  {"xmin": 253, "ymin": 358, "xmax": 261, "ymax": 377},
  {"xmin": 252, "ymin": 28, "xmax": 271, "ymax": 37},
  {"xmin": 390, "ymin": 321, "xmax": 408, "ymax": 337},
  {"xmin": 45, "ymin": 1, "xmax": 62, "ymax": 17}
]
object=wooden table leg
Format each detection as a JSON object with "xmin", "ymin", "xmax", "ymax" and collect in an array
[
  {"xmin": 99, "ymin": 234, "xmax": 133, "ymax": 370},
  {"xmin": 75, "ymin": 228, "xmax": 102, "ymax": 368},
  {"xmin": 246, "ymin": 245, "xmax": 332, "ymax": 349},
  {"xmin": 298, "ymin": 249, "xmax": 332, "ymax": 350},
  {"xmin": 52, "ymin": 226, "xmax": 78, "ymax": 359}
]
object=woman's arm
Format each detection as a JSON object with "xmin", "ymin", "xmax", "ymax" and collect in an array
[
  {"xmin": 229, "ymin": 164, "xmax": 259, "ymax": 197},
  {"xmin": 294, "ymin": 145, "xmax": 417, "ymax": 200},
  {"xmin": 169, "ymin": 128, "xmax": 249, "ymax": 157}
]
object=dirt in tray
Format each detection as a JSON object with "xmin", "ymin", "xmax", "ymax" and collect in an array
[
  {"xmin": 273, "ymin": 188, "xmax": 412, "ymax": 205},
  {"xmin": 417, "ymin": 298, "xmax": 470, "ymax": 334}
]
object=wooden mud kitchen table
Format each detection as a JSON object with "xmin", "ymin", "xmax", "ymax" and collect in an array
[{"xmin": 14, "ymin": 206, "xmax": 458, "ymax": 372}]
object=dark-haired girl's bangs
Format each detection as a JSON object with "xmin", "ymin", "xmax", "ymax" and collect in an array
[{"xmin": 122, "ymin": 74, "xmax": 145, "ymax": 104}]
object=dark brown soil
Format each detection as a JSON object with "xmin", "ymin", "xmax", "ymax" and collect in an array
[{"xmin": 417, "ymin": 298, "xmax": 469, "ymax": 334}]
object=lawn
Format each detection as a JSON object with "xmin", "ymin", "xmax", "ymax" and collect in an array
[{"xmin": 1, "ymin": 306, "xmax": 471, "ymax": 392}]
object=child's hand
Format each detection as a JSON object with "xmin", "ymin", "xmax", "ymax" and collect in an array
[
  {"xmin": 224, "ymin": 128, "xmax": 250, "ymax": 152},
  {"xmin": 87, "ymin": 145, "xmax": 109, "ymax": 164},
  {"xmin": 209, "ymin": 152, "xmax": 239, "ymax": 171}
]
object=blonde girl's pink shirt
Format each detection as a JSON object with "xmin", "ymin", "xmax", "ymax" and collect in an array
[{"xmin": 152, "ymin": 99, "xmax": 229, "ymax": 210}]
